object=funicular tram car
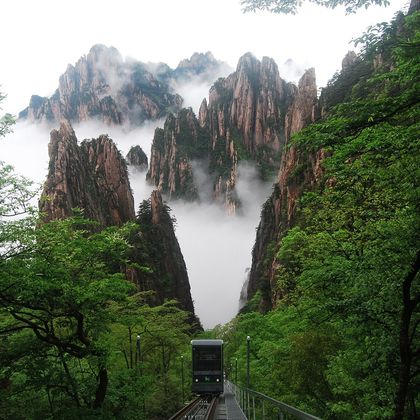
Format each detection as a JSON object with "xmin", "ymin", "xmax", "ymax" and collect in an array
[{"xmin": 191, "ymin": 339, "xmax": 224, "ymax": 395}]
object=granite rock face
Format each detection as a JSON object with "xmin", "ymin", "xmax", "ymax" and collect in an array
[
  {"xmin": 20, "ymin": 46, "xmax": 231, "ymax": 127},
  {"xmin": 126, "ymin": 145, "xmax": 148, "ymax": 171},
  {"xmin": 154, "ymin": 51, "xmax": 230, "ymax": 84},
  {"xmin": 39, "ymin": 121, "xmax": 199, "ymax": 325},
  {"xmin": 146, "ymin": 108, "xmax": 207, "ymax": 201},
  {"xmin": 20, "ymin": 45, "xmax": 181, "ymax": 125},
  {"xmin": 247, "ymin": 68, "xmax": 321, "ymax": 310},
  {"xmin": 39, "ymin": 120, "xmax": 135, "ymax": 227},
  {"xmin": 147, "ymin": 53, "xmax": 318, "ymax": 214},
  {"xmin": 127, "ymin": 190, "xmax": 199, "ymax": 327}
]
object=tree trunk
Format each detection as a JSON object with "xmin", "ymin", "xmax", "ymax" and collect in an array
[
  {"xmin": 394, "ymin": 251, "xmax": 419, "ymax": 419},
  {"xmin": 129, "ymin": 326, "xmax": 133, "ymax": 369},
  {"xmin": 93, "ymin": 366, "xmax": 108, "ymax": 409}
]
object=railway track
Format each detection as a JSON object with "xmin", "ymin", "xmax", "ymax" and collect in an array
[{"xmin": 169, "ymin": 396, "xmax": 218, "ymax": 420}]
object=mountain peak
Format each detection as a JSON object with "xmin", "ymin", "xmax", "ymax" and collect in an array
[
  {"xmin": 87, "ymin": 43, "xmax": 123, "ymax": 64},
  {"xmin": 176, "ymin": 51, "xmax": 217, "ymax": 69},
  {"xmin": 236, "ymin": 52, "xmax": 259, "ymax": 72}
]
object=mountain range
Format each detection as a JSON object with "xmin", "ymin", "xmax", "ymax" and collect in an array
[{"xmin": 22, "ymin": 43, "xmax": 356, "ymax": 323}]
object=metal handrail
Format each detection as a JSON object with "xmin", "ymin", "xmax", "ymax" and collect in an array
[{"xmin": 226, "ymin": 380, "xmax": 322, "ymax": 420}]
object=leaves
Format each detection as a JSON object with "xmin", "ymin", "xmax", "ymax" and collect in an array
[
  {"xmin": 241, "ymin": 0, "xmax": 391, "ymax": 15},
  {"xmin": 218, "ymin": 10, "xmax": 420, "ymax": 419}
]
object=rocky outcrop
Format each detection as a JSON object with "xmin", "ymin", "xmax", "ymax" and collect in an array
[
  {"xmin": 146, "ymin": 52, "xmax": 231, "ymax": 85},
  {"xmin": 39, "ymin": 122, "xmax": 199, "ymax": 325},
  {"xmin": 19, "ymin": 47, "xmax": 231, "ymax": 127},
  {"xmin": 408, "ymin": 0, "xmax": 419, "ymax": 13},
  {"xmin": 126, "ymin": 145, "xmax": 148, "ymax": 171},
  {"xmin": 247, "ymin": 68, "xmax": 321, "ymax": 310},
  {"xmin": 206, "ymin": 53, "xmax": 294, "ymax": 155},
  {"xmin": 148, "ymin": 53, "xmax": 310, "ymax": 213},
  {"xmin": 341, "ymin": 51, "xmax": 357, "ymax": 71},
  {"xmin": 20, "ymin": 44, "xmax": 182, "ymax": 126},
  {"xmin": 127, "ymin": 191, "xmax": 201, "ymax": 327},
  {"xmin": 146, "ymin": 108, "xmax": 208, "ymax": 201},
  {"xmin": 40, "ymin": 120, "xmax": 134, "ymax": 227},
  {"xmin": 174, "ymin": 52, "xmax": 228, "ymax": 81}
]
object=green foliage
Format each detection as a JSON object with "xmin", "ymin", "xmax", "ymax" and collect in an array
[
  {"xmin": 0, "ymin": 103, "xmax": 194, "ymax": 416},
  {"xmin": 209, "ymin": 136, "xmax": 235, "ymax": 180},
  {"xmin": 176, "ymin": 108, "xmax": 209, "ymax": 159},
  {"xmin": 0, "ymin": 91, "xmax": 14, "ymax": 138},
  {"xmin": 219, "ymin": 10, "xmax": 419, "ymax": 419},
  {"xmin": 105, "ymin": 298, "xmax": 192, "ymax": 419},
  {"xmin": 241, "ymin": 0, "xmax": 390, "ymax": 15},
  {"xmin": 0, "ymin": 215, "xmax": 134, "ymax": 414},
  {"xmin": 0, "ymin": 209, "xmax": 195, "ymax": 417},
  {"xmin": 255, "ymin": 144, "xmax": 280, "ymax": 181}
]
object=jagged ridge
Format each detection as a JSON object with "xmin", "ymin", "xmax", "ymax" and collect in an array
[{"xmin": 147, "ymin": 53, "xmax": 317, "ymax": 214}]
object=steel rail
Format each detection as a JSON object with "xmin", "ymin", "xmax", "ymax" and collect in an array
[
  {"xmin": 169, "ymin": 396, "xmax": 218, "ymax": 420},
  {"xmin": 203, "ymin": 397, "xmax": 218, "ymax": 420},
  {"xmin": 168, "ymin": 396, "xmax": 202, "ymax": 420}
]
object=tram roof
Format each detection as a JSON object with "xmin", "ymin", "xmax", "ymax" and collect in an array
[{"xmin": 191, "ymin": 339, "xmax": 223, "ymax": 346}]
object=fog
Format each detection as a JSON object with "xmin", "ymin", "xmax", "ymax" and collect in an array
[
  {"xmin": 169, "ymin": 62, "xmax": 233, "ymax": 114},
  {"xmin": 0, "ymin": 120, "xmax": 273, "ymax": 329},
  {"xmin": 167, "ymin": 163, "xmax": 273, "ymax": 328}
]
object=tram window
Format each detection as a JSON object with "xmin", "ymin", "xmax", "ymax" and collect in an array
[{"xmin": 193, "ymin": 347, "xmax": 221, "ymax": 371}]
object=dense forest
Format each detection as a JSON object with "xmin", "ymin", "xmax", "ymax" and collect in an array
[
  {"xmin": 210, "ymin": 8, "xmax": 419, "ymax": 420},
  {"xmin": 0, "ymin": 4, "xmax": 418, "ymax": 420}
]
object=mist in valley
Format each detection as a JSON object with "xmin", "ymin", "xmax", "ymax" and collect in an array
[{"xmin": 0, "ymin": 117, "xmax": 274, "ymax": 329}]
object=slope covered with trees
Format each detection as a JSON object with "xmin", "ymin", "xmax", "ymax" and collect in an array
[
  {"xmin": 0, "ymin": 103, "xmax": 196, "ymax": 418},
  {"xmin": 217, "ymin": 8, "xmax": 419, "ymax": 419}
]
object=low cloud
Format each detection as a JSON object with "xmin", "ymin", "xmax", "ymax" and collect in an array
[
  {"xmin": 163, "ymin": 161, "xmax": 273, "ymax": 329},
  {"xmin": 1, "ymin": 121, "xmax": 273, "ymax": 330},
  {"xmin": 72, "ymin": 118, "xmax": 163, "ymax": 161},
  {"xmin": 0, "ymin": 121, "xmax": 50, "ymax": 185},
  {"xmin": 279, "ymin": 58, "xmax": 305, "ymax": 84},
  {"xmin": 169, "ymin": 61, "xmax": 233, "ymax": 114}
]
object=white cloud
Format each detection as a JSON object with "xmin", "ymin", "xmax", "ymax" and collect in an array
[
  {"xmin": 165, "ymin": 161, "xmax": 274, "ymax": 329},
  {"xmin": 0, "ymin": 121, "xmax": 50, "ymax": 185}
]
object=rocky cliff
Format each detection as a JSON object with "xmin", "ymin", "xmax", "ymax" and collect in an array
[
  {"xmin": 147, "ymin": 53, "xmax": 316, "ymax": 213},
  {"xmin": 39, "ymin": 121, "xmax": 199, "ymax": 324},
  {"xmin": 146, "ymin": 108, "xmax": 208, "ymax": 201},
  {"xmin": 19, "ymin": 46, "xmax": 230, "ymax": 127},
  {"xmin": 150, "ymin": 51, "xmax": 230, "ymax": 84},
  {"xmin": 205, "ymin": 53, "xmax": 294, "ymax": 156},
  {"xmin": 20, "ymin": 44, "xmax": 183, "ymax": 125},
  {"xmin": 245, "ymin": 60, "xmax": 356, "ymax": 311},
  {"xmin": 126, "ymin": 145, "xmax": 148, "ymax": 171},
  {"xmin": 40, "ymin": 120, "xmax": 135, "ymax": 226},
  {"xmin": 127, "ymin": 191, "xmax": 200, "ymax": 326}
]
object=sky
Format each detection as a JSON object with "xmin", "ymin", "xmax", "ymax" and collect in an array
[
  {"xmin": 1, "ymin": 0, "xmax": 409, "ymax": 115},
  {"xmin": 0, "ymin": 0, "xmax": 410, "ymax": 328}
]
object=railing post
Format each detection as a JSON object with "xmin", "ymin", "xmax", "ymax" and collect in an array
[
  {"xmin": 181, "ymin": 355, "xmax": 184, "ymax": 405},
  {"xmin": 246, "ymin": 336, "xmax": 251, "ymax": 389},
  {"xmin": 227, "ymin": 380, "xmax": 321, "ymax": 420},
  {"xmin": 247, "ymin": 389, "xmax": 250, "ymax": 418}
]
